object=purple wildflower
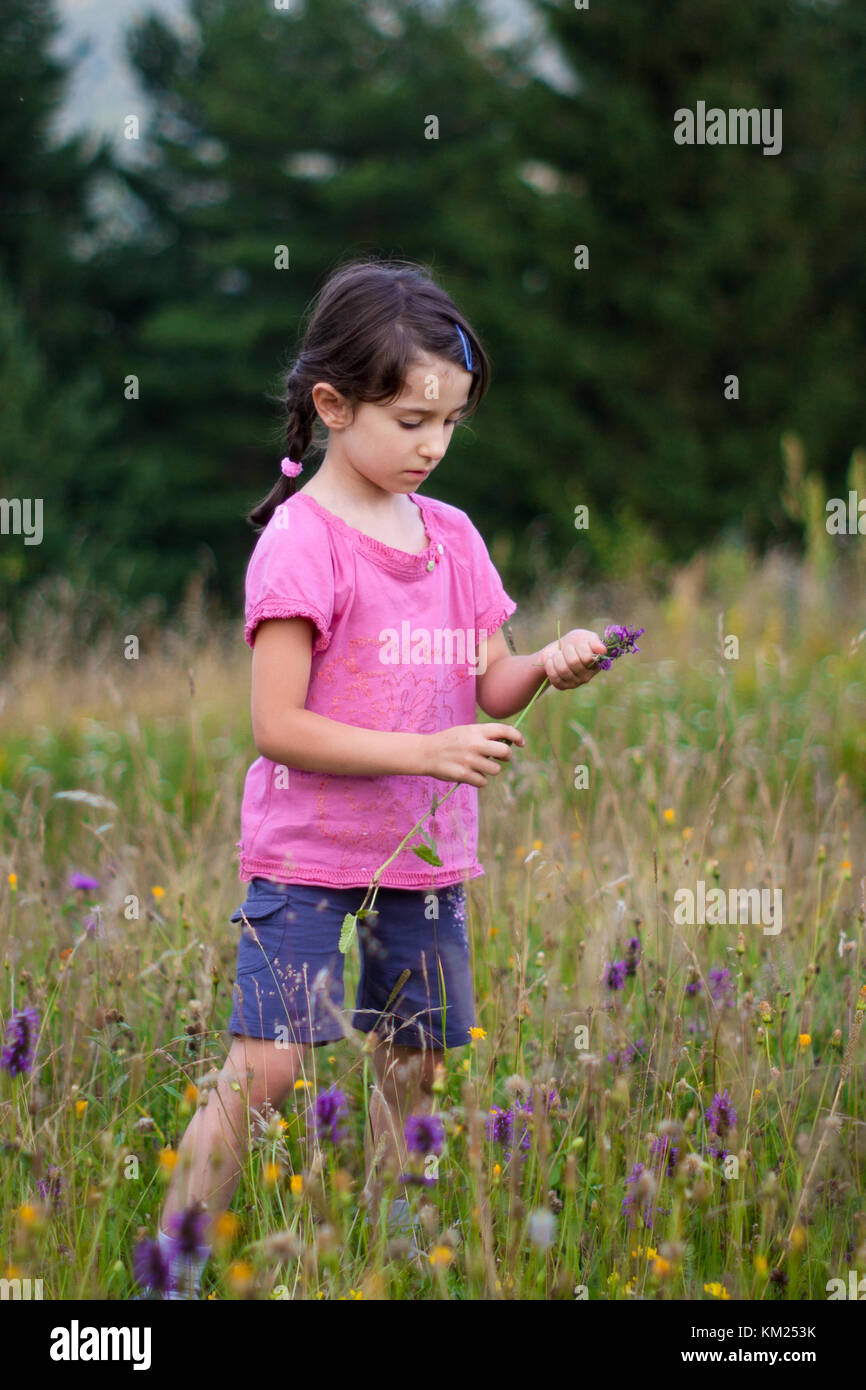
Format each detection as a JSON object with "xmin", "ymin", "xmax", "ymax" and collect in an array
[
  {"xmin": 69, "ymin": 872, "xmax": 100, "ymax": 893},
  {"xmin": 486, "ymin": 1106, "xmax": 513, "ymax": 1146},
  {"xmin": 398, "ymin": 1172, "xmax": 438, "ymax": 1188},
  {"xmin": 622, "ymin": 1162, "xmax": 648, "ymax": 1229},
  {"xmin": 706, "ymin": 1088, "xmax": 737, "ymax": 1160},
  {"xmin": 486, "ymin": 1105, "xmax": 531, "ymax": 1158},
  {"xmin": 404, "ymin": 1112, "xmax": 445, "ymax": 1157},
  {"xmin": 133, "ymin": 1238, "xmax": 176, "ymax": 1296},
  {"xmin": 685, "ymin": 977, "xmax": 703, "ymax": 996},
  {"xmin": 625, "ymin": 937, "xmax": 642, "ymax": 977},
  {"xmin": 38, "ymin": 1165, "xmax": 63, "ymax": 1204},
  {"xmin": 1, "ymin": 1006, "xmax": 40, "ymax": 1076},
  {"xmin": 622, "ymin": 1160, "xmax": 670, "ymax": 1230},
  {"xmin": 164, "ymin": 1202, "xmax": 210, "ymax": 1257},
  {"xmin": 605, "ymin": 960, "xmax": 627, "ymax": 991},
  {"xmin": 708, "ymin": 967, "xmax": 734, "ymax": 1009},
  {"xmin": 606, "ymin": 1036, "xmax": 647, "ymax": 1067},
  {"xmin": 650, "ymin": 1134, "xmax": 680, "ymax": 1178},
  {"xmin": 593, "ymin": 624, "xmax": 645, "ymax": 671},
  {"xmin": 313, "ymin": 1085, "xmax": 348, "ymax": 1145}
]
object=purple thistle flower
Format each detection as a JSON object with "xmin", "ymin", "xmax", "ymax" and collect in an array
[
  {"xmin": 649, "ymin": 1134, "xmax": 680, "ymax": 1178},
  {"xmin": 625, "ymin": 937, "xmax": 642, "ymax": 977},
  {"xmin": 622, "ymin": 1162, "xmax": 646, "ymax": 1229},
  {"xmin": 706, "ymin": 1088, "xmax": 737, "ymax": 1159},
  {"xmin": 1, "ymin": 1006, "xmax": 40, "ymax": 1076},
  {"xmin": 594, "ymin": 625, "xmax": 645, "ymax": 670},
  {"xmin": 622, "ymin": 1160, "xmax": 670, "ymax": 1230},
  {"xmin": 69, "ymin": 871, "xmax": 100, "ymax": 893},
  {"xmin": 685, "ymin": 977, "xmax": 703, "ymax": 996},
  {"xmin": 606, "ymin": 1036, "xmax": 647, "ymax": 1067},
  {"xmin": 38, "ymin": 1165, "xmax": 63, "ymax": 1204},
  {"xmin": 485, "ymin": 1105, "xmax": 531, "ymax": 1159},
  {"xmin": 485, "ymin": 1106, "xmax": 514, "ymax": 1145},
  {"xmin": 313, "ymin": 1085, "xmax": 348, "ymax": 1145},
  {"xmin": 605, "ymin": 960, "xmax": 627, "ymax": 991},
  {"xmin": 164, "ymin": 1202, "xmax": 210, "ymax": 1257},
  {"xmin": 398, "ymin": 1172, "xmax": 438, "ymax": 1188},
  {"xmin": 133, "ymin": 1238, "xmax": 176, "ymax": 1296},
  {"xmin": 708, "ymin": 967, "xmax": 735, "ymax": 1009},
  {"xmin": 404, "ymin": 1112, "xmax": 445, "ymax": 1157}
]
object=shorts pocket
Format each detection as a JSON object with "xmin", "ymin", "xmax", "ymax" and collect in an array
[{"xmin": 231, "ymin": 890, "xmax": 291, "ymax": 973}]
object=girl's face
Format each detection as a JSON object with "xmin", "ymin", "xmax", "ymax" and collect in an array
[{"xmin": 314, "ymin": 353, "xmax": 473, "ymax": 494}]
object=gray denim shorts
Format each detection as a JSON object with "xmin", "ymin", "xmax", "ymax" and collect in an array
[{"xmin": 227, "ymin": 878, "xmax": 475, "ymax": 1050}]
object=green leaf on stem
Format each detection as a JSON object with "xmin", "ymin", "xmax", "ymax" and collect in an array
[
  {"xmin": 411, "ymin": 844, "xmax": 444, "ymax": 866},
  {"xmin": 338, "ymin": 912, "xmax": 358, "ymax": 955}
]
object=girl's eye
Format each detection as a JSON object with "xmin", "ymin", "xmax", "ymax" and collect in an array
[{"xmin": 399, "ymin": 419, "xmax": 461, "ymax": 430}]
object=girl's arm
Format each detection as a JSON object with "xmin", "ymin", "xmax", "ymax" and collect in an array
[
  {"xmin": 476, "ymin": 628, "xmax": 549, "ymax": 720},
  {"xmin": 477, "ymin": 627, "xmax": 608, "ymax": 718},
  {"xmin": 251, "ymin": 618, "xmax": 425, "ymax": 776}
]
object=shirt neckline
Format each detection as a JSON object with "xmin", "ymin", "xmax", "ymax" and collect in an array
[{"xmin": 293, "ymin": 490, "xmax": 441, "ymax": 576}]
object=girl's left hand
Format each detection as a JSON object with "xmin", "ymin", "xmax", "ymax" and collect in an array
[{"xmin": 532, "ymin": 628, "xmax": 607, "ymax": 690}]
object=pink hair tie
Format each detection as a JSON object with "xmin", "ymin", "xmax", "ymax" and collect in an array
[{"xmin": 280, "ymin": 457, "xmax": 303, "ymax": 477}]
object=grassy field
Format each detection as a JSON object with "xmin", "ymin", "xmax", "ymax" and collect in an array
[{"xmin": 1, "ymin": 534, "xmax": 865, "ymax": 1301}]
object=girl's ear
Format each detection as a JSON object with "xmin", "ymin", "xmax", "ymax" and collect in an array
[{"xmin": 311, "ymin": 382, "xmax": 351, "ymax": 430}]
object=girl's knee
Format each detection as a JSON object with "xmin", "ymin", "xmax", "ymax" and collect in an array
[{"xmin": 222, "ymin": 1035, "xmax": 305, "ymax": 1107}]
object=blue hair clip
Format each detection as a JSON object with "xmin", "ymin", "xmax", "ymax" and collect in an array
[{"xmin": 455, "ymin": 323, "xmax": 473, "ymax": 372}]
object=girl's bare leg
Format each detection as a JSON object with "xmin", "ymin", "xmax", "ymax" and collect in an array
[
  {"xmin": 363, "ymin": 1035, "xmax": 442, "ymax": 1225},
  {"xmin": 161, "ymin": 1035, "xmax": 305, "ymax": 1244}
]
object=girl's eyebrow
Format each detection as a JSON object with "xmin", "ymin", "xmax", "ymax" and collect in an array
[{"xmin": 393, "ymin": 401, "xmax": 470, "ymax": 414}]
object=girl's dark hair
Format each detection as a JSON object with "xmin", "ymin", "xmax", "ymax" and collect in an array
[{"xmin": 246, "ymin": 256, "xmax": 491, "ymax": 530}]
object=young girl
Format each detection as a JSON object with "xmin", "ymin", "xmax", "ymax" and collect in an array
[{"xmin": 149, "ymin": 257, "xmax": 606, "ymax": 1297}]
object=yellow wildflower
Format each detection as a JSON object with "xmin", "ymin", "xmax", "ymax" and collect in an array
[
  {"xmin": 468, "ymin": 1026, "xmax": 486, "ymax": 1042},
  {"xmin": 798, "ymin": 1033, "xmax": 811, "ymax": 1050},
  {"xmin": 663, "ymin": 807, "xmax": 675, "ymax": 824},
  {"xmin": 17, "ymin": 1204, "xmax": 37, "ymax": 1227},
  {"xmin": 151, "ymin": 886, "xmax": 165, "ymax": 900},
  {"xmin": 184, "ymin": 1082, "xmax": 198, "ymax": 1104},
  {"xmin": 704, "ymin": 1282, "xmax": 731, "ymax": 1300},
  {"xmin": 8, "ymin": 873, "xmax": 17, "ymax": 890},
  {"xmin": 290, "ymin": 1174, "xmax": 304, "ymax": 1196},
  {"xmin": 652, "ymin": 1257, "xmax": 671, "ymax": 1277},
  {"xmin": 754, "ymin": 1254, "xmax": 768, "ymax": 1275},
  {"xmin": 263, "ymin": 1162, "xmax": 280, "ymax": 1187},
  {"xmin": 293, "ymin": 1079, "xmax": 311, "ymax": 1091},
  {"xmin": 429, "ymin": 1246, "xmax": 453, "ymax": 1269},
  {"xmin": 214, "ymin": 1211, "xmax": 238, "ymax": 1246},
  {"xmin": 227, "ymin": 1260, "xmax": 253, "ymax": 1294},
  {"xmin": 158, "ymin": 1148, "xmax": 178, "ymax": 1174}
]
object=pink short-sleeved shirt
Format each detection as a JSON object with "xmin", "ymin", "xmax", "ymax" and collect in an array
[{"xmin": 236, "ymin": 490, "xmax": 517, "ymax": 889}]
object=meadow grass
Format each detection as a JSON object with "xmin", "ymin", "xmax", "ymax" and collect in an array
[{"xmin": 1, "ymin": 538, "xmax": 864, "ymax": 1300}]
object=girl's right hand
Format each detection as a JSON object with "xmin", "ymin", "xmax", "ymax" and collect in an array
[{"xmin": 420, "ymin": 723, "xmax": 526, "ymax": 787}]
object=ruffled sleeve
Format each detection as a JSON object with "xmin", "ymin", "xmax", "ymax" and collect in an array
[{"xmin": 243, "ymin": 501, "xmax": 335, "ymax": 653}]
